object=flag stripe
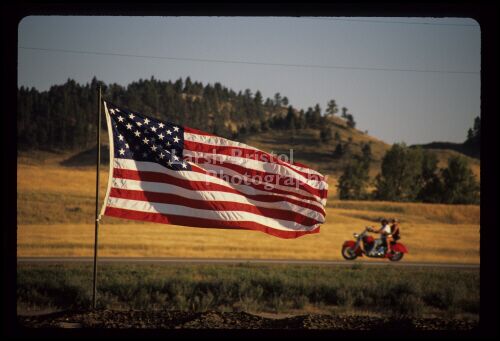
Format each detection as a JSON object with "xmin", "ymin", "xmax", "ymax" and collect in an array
[
  {"xmin": 184, "ymin": 132, "xmax": 325, "ymax": 179},
  {"xmin": 105, "ymin": 206, "xmax": 320, "ymax": 239},
  {"xmin": 184, "ymin": 157, "xmax": 326, "ymax": 201},
  {"xmin": 183, "ymin": 139, "xmax": 324, "ymax": 181},
  {"xmin": 112, "ymin": 167, "xmax": 326, "ymax": 216},
  {"xmin": 108, "ymin": 187, "xmax": 323, "ymax": 226},
  {"xmin": 106, "ymin": 196, "xmax": 321, "ymax": 232},
  {"xmin": 189, "ymin": 162, "xmax": 326, "ymax": 205},
  {"xmin": 110, "ymin": 177, "xmax": 325, "ymax": 222},
  {"xmin": 183, "ymin": 147, "xmax": 326, "ymax": 191},
  {"xmin": 113, "ymin": 158, "xmax": 326, "ymax": 211}
]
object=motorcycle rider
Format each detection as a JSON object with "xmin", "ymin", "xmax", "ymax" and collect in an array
[
  {"xmin": 389, "ymin": 218, "xmax": 401, "ymax": 244},
  {"xmin": 367, "ymin": 219, "xmax": 392, "ymax": 255}
]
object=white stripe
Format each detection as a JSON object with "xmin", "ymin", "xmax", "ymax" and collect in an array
[
  {"xmin": 99, "ymin": 101, "xmax": 116, "ymax": 219},
  {"xmin": 113, "ymin": 158, "xmax": 326, "ymax": 210},
  {"xmin": 111, "ymin": 177, "xmax": 325, "ymax": 223},
  {"xmin": 191, "ymin": 162, "xmax": 324, "ymax": 204},
  {"xmin": 183, "ymin": 149, "xmax": 327, "ymax": 191},
  {"xmin": 107, "ymin": 197, "xmax": 321, "ymax": 232},
  {"xmin": 184, "ymin": 132, "xmax": 325, "ymax": 178}
]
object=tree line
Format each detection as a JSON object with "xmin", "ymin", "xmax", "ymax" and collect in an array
[{"xmin": 17, "ymin": 77, "xmax": 356, "ymax": 151}]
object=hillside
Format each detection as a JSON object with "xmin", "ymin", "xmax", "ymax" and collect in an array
[
  {"xmin": 239, "ymin": 116, "xmax": 390, "ymax": 178},
  {"xmin": 39, "ymin": 113, "xmax": 479, "ymax": 187},
  {"xmin": 18, "ymin": 77, "xmax": 480, "ymax": 189},
  {"xmin": 411, "ymin": 141, "xmax": 480, "ymax": 160}
]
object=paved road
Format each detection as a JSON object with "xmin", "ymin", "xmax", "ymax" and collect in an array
[{"xmin": 17, "ymin": 257, "xmax": 479, "ymax": 269}]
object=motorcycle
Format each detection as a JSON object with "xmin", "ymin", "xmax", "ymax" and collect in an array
[{"xmin": 341, "ymin": 227, "xmax": 408, "ymax": 262}]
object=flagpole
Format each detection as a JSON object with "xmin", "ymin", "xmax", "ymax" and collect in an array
[{"xmin": 92, "ymin": 85, "xmax": 102, "ymax": 309}]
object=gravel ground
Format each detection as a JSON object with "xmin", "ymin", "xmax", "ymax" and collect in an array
[{"xmin": 18, "ymin": 309, "xmax": 478, "ymax": 330}]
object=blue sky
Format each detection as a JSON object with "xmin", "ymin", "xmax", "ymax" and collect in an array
[{"xmin": 18, "ymin": 16, "xmax": 480, "ymax": 145}]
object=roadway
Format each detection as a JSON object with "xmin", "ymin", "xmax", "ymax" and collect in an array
[{"xmin": 17, "ymin": 257, "xmax": 480, "ymax": 269}]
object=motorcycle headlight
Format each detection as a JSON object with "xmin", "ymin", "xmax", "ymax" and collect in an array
[{"xmin": 353, "ymin": 233, "xmax": 359, "ymax": 238}]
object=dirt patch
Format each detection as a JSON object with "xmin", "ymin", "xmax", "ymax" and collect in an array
[{"xmin": 18, "ymin": 309, "xmax": 478, "ymax": 330}]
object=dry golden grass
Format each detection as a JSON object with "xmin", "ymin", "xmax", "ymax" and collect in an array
[
  {"xmin": 328, "ymin": 200, "xmax": 480, "ymax": 225},
  {"xmin": 17, "ymin": 208, "xmax": 479, "ymax": 263},
  {"xmin": 17, "ymin": 153, "xmax": 480, "ymax": 263}
]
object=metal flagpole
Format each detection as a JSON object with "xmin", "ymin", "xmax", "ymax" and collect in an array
[{"xmin": 92, "ymin": 85, "xmax": 102, "ymax": 309}]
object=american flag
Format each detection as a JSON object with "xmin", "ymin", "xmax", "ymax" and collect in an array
[{"xmin": 100, "ymin": 101, "xmax": 328, "ymax": 238}]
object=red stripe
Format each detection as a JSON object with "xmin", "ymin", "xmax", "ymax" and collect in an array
[
  {"xmin": 184, "ymin": 126, "xmax": 214, "ymax": 136},
  {"xmin": 185, "ymin": 156, "xmax": 327, "ymax": 200},
  {"xmin": 184, "ymin": 128, "xmax": 319, "ymax": 171},
  {"xmin": 188, "ymin": 163, "xmax": 324, "ymax": 206},
  {"xmin": 109, "ymin": 187, "xmax": 322, "ymax": 226},
  {"xmin": 183, "ymin": 140, "xmax": 324, "ymax": 181},
  {"xmin": 113, "ymin": 168, "xmax": 326, "ymax": 216},
  {"xmin": 104, "ymin": 206, "xmax": 320, "ymax": 239}
]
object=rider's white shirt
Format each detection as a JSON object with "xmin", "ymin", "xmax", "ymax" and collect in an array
[{"xmin": 381, "ymin": 224, "xmax": 391, "ymax": 235}]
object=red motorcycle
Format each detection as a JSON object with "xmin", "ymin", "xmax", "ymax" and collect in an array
[{"xmin": 341, "ymin": 227, "xmax": 408, "ymax": 261}]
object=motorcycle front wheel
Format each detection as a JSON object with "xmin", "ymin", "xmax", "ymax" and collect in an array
[
  {"xmin": 389, "ymin": 251, "xmax": 404, "ymax": 262},
  {"xmin": 341, "ymin": 246, "xmax": 358, "ymax": 260}
]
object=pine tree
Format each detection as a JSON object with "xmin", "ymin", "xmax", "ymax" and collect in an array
[
  {"xmin": 332, "ymin": 143, "xmax": 344, "ymax": 159},
  {"xmin": 184, "ymin": 76, "xmax": 193, "ymax": 93},
  {"xmin": 326, "ymin": 99, "xmax": 338, "ymax": 116},
  {"xmin": 361, "ymin": 143, "xmax": 372, "ymax": 168},
  {"xmin": 334, "ymin": 131, "xmax": 341, "ymax": 142},
  {"xmin": 274, "ymin": 92, "xmax": 282, "ymax": 108},
  {"xmin": 320, "ymin": 127, "xmax": 333, "ymax": 142},
  {"xmin": 346, "ymin": 114, "xmax": 356, "ymax": 128},
  {"xmin": 341, "ymin": 107, "xmax": 348, "ymax": 119},
  {"xmin": 285, "ymin": 106, "xmax": 295, "ymax": 130}
]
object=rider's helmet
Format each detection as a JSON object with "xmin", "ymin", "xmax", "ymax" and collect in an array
[
  {"xmin": 390, "ymin": 218, "xmax": 399, "ymax": 224},
  {"xmin": 380, "ymin": 218, "xmax": 389, "ymax": 226}
]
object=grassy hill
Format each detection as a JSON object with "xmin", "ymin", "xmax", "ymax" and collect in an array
[
  {"xmin": 412, "ymin": 141, "xmax": 480, "ymax": 160},
  {"xmin": 238, "ymin": 116, "xmax": 480, "ymax": 183}
]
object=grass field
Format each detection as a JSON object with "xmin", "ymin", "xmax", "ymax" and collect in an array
[
  {"xmin": 17, "ymin": 263, "xmax": 479, "ymax": 319},
  {"xmin": 17, "ymin": 152, "xmax": 480, "ymax": 263}
]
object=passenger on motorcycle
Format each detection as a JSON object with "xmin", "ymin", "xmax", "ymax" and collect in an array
[
  {"xmin": 367, "ymin": 219, "xmax": 392, "ymax": 255},
  {"xmin": 389, "ymin": 218, "xmax": 401, "ymax": 244}
]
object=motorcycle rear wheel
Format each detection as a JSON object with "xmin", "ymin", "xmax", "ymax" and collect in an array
[
  {"xmin": 389, "ymin": 251, "xmax": 404, "ymax": 262},
  {"xmin": 342, "ymin": 246, "xmax": 358, "ymax": 260}
]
